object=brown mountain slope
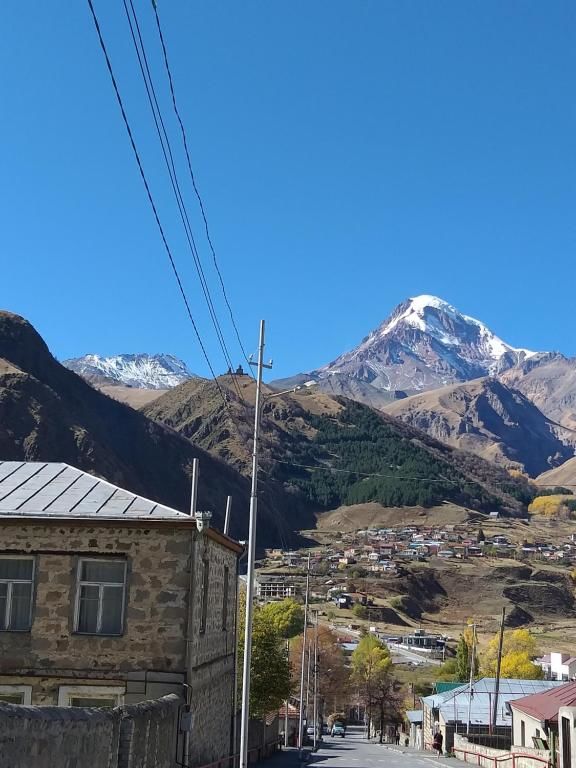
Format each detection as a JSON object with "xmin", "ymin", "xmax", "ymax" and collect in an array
[
  {"xmin": 536, "ymin": 457, "xmax": 576, "ymax": 488},
  {"xmin": 500, "ymin": 354, "xmax": 576, "ymax": 430},
  {"xmin": 144, "ymin": 377, "xmax": 533, "ymax": 518},
  {"xmin": 0, "ymin": 311, "xmax": 279, "ymax": 543},
  {"xmin": 384, "ymin": 378, "xmax": 575, "ymax": 477}
]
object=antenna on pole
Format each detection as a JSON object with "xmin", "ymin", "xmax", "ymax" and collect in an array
[
  {"xmin": 190, "ymin": 458, "xmax": 199, "ymax": 517},
  {"xmin": 224, "ymin": 496, "xmax": 232, "ymax": 536}
]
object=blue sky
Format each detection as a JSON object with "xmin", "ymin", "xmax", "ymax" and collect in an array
[{"xmin": 1, "ymin": 1, "xmax": 575, "ymax": 379}]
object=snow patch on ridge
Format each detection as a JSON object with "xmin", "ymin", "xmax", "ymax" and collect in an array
[{"xmin": 63, "ymin": 353, "xmax": 196, "ymax": 389}]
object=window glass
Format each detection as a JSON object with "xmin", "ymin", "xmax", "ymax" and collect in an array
[
  {"xmin": 0, "ymin": 693, "xmax": 24, "ymax": 704},
  {"xmin": 81, "ymin": 561, "xmax": 124, "ymax": 584},
  {"xmin": 0, "ymin": 559, "xmax": 33, "ymax": 581},
  {"xmin": 69, "ymin": 697, "xmax": 116, "ymax": 708},
  {"xmin": 100, "ymin": 585, "xmax": 123, "ymax": 635},
  {"xmin": 9, "ymin": 583, "xmax": 32, "ymax": 631},
  {"xmin": 78, "ymin": 584, "xmax": 100, "ymax": 633},
  {"xmin": 76, "ymin": 560, "xmax": 126, "ymax": 635},
  {"xmin": 0, "ymin": 558, "xmax": 34, "ymax": 631}
]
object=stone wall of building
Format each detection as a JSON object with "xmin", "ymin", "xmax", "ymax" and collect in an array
[
  {"xmin": 186, "ymin": 531, "xmax": 238, "ymax": 767},
  {"xmin": 0, "ymin": 522, "xmax": 191, "ymax": 682},
  {"xmin": 0, "ymin": 519, "xmax": 239, "ymax": 765},
  {"xmin": 0, "ymin": 694, "xmax": 182, "ymax": 768}
]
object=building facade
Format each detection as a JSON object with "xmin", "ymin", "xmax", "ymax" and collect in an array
[{"xmin": 0, "ymin": 461, "xmax": 242, "ymax": 767}]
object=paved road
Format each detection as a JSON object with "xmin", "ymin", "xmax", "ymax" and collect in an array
[{"xmin": 304, "ymin": 726, "xmax": 458, "ymax": 768}]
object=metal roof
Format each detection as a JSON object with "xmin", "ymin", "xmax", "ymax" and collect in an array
[
  {"xmin": 406, "ymin": 710, "xmax": 423, "ymax": 724},
  {"xmin": 0, "ymin": 461, "xmax": 189, "ymax": 520},
  {"xmin": 435, "ymin": 678, "xmax": 564, "ymax": 727},
  {"xmin": 511, "ymin": 681, "xmax": 576, "ymax": 723}
]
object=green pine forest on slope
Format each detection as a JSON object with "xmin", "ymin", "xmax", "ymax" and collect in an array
[
  {"xmin": 144, "ymin": 379, "xmax": 534, "ymax": 520},
  {"xmin": 272, "ymin": 399, "xmax": 533, "ymax": 514}
]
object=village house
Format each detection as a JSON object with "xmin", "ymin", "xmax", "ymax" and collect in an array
[
  {"xmin": 420, "ymin": 678, "xmax": 563, "ymax": 752},
  {"xmin": 510, "ymin": 680, "xmax": 576, "ymax": 750},
  {"xmin": 0, "ymin": 461, "xmax": 242, "ymax": 767},
  {"xmin": 536, "ymin": 652, "xmax": 576, "ymax": 681}
]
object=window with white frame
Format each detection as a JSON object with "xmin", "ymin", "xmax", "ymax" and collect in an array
[
  {"xmin": 58, "ymin": 685, "xmax": 124, "ymax": 708},
  {"xmin": 0, "ymin": 556, "xmax": 34, "ymax": 631},
  {"xmin": 75, "ymin": 559, "xmax": 126, "ymax": 635},
  {"xmin": 0, "ymin": 685, "xmax": 32, "ymax": 705}
]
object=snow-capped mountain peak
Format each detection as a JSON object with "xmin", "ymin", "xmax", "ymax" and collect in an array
[
  {"xmin": 63, "ymin": 353, "xmax": 196, "ymax": 389},
  {"xmin": 315, "ymin": 295, "xmax": 537, "ymax": 393},
  {"xmin": 377, "ymin": 295, "xmax": 534, "ymax": 360}
]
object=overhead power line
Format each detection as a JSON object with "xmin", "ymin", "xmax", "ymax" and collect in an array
[
  {"xmin": 150, "ymin": 0, "xmax": 255, "ymax": 379},
  {"xmin": 269, "ymin": 459, "xmax": 576, "ymax": 488},
  {"xmin": 122, "ymin": 0, "xmax": 246, "ymax": 405},
  {"xmin": 86, "ymin": 0, "xmax": 231, "ymax": 411}
]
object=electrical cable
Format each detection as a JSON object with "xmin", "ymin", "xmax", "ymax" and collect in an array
[
  {"xmin": 122, "ymin": 0, "xmax": 246, "ymax": 406},
  {"xmin": 86, "ymin": 0, "xmax": 232, "ymax": 412},
  {"xmin": 268, "ymin": 459, "xmax": 576, "ymax": 488},
  {"xmin": 151, "ymin": 0, "xmax": 255, "ymax": 380}
]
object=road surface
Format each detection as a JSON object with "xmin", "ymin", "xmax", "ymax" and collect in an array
[{"xmin": 305, "ymin": 725, "xmax": 461, "ymax": 768}]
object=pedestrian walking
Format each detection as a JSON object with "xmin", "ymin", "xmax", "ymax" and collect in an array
[
  {"xmin": 395, "ymin": 731, "xmax": 400, "ymax": 745},
  {"xmin": 432, "ymin": 731, "xmax": 443, "ymax": 756}
]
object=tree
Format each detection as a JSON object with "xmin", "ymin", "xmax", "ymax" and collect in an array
[
  {"xmin": 260, "ymin": 598, "xmax": 304, "ymax": 639},
  {"xmin": 351, "ymin": 634, "xmax": 397, "ymax": 741},
  {"xmin": 455, "ymin": 636, "xmax": 470, "ymax": 682},
  {"xmin": 477, "ymin": 528, "xmax": 486, "ymax": 543},
  {"xmin": 352, "ymin": 604, "xmax": 368, "ymax": 620},
  {"xmin": 481, "ymin": 628, "xmax": 543, "ymax": 680},
  {"xmin": 237, "ymin": 595, "xmax": 292, "ymax": 718},
  {"xmin": 290, "ymin": 625, "xmax": 350, "ymax": 717}
]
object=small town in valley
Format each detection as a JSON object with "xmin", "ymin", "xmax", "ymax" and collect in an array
[{"xmin": 1, "ymin": 2, "xmax": 575, "ymax": 768}]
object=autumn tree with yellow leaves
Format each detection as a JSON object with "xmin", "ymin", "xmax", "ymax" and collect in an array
[{"xmin": 481, "ymin": 628, "xmax": 543, "ymax": 680}]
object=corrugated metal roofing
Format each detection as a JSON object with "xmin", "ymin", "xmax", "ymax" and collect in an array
[
  {"xmin": 406, "ymin": 710, "xmax": 423, "ymax": 724},
  {"xmin": 511, "ymin": 681, "xmax": 576, "ymax": 723},
  {"xmin": 0, "ymin": 461, "xmax": 189, "ymax": 520},
  {"xmin": 436, "ymin": 678, "xmax": 564, "ymax": 727}
]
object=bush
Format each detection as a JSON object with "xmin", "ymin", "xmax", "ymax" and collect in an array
[{"xmin": 352, "ymin": 604, "xmax": 368, "ymax": 619}]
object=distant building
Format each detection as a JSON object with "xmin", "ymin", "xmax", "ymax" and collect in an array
[
  {"xmin": 536, "ymin": 652, "xmax": 576, "ymax": 681},
  {"xmin": 256, "ymin": 574, "xmax": 297, "ymax": 601},
  {"xmin": 420, "ymin": 678, "xmax": 563, "ymax": 752},
  {"xmin": 510, "ymin": 681, "xmax": 576, "ymax": 749}
]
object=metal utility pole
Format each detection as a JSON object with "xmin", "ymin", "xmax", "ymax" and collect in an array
[
  {"xmin": 284, "ymin": 639, "xmax": 290, "ymax": 748},
  {"xmin": 239, "ymin": 320, "xmax": 272, "ymax": 768},
  {"xmin": 306, "ymin": 643, "xmax": 311, "ymax": 716},
  {"xmin": 491, "ymin": 608, "xmax": 506, "ymax": 733},
  {"xmin": 313, "ymin": 611, "xmax": 319, "ymax": 751},
  {"xmin": 298, "ymin": 554, "xmax": 311, "ymax": 754},
  {"xmin": 466, "ymin": 623, "xmax": 477, "ymax": 737},
  {"xmin": 224, "ymin": 496, "xmax": 232, "ymax": 536}
]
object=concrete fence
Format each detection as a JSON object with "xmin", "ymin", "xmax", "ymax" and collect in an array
[
  {"xmin": 453, "ymin": 733, "xmax": 551, "ymax": 768},
  {"xmin": 0, "ymin": 694, "xmax": 182, "ymax": 768}
]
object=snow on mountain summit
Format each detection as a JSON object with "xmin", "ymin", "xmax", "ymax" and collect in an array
[
  {"xmin": 378, "ymin": 295, "xmax": 534, "ymax": 360},
  {"xmin": 63, "ymin": 353, "xmax": 196, "ymax": 389},
  {"xmin": 315, "ymin": 295, "xmax": 536, "ymax": 393}
]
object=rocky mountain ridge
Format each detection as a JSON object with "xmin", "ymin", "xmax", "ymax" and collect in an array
[
  {"xmin": 274, "ymin": 295, "xmax": 536, "ymax": 398},
  {"xmin": 63, "ymin": 353, "xmax": 196, "ymax": 389}
]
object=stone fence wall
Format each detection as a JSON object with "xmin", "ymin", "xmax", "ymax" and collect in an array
[
  {"xmin": 0, "ymin": 694, "xmax": 182, "ymax": 768},
  {"xmin": 453, "ymin": 733, "xmax": 551, "ymax": 768}
]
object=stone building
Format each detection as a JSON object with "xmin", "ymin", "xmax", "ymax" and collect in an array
[{"xmin": 0, "ymin": 461, "xmax": 243, "ymax": 767}]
